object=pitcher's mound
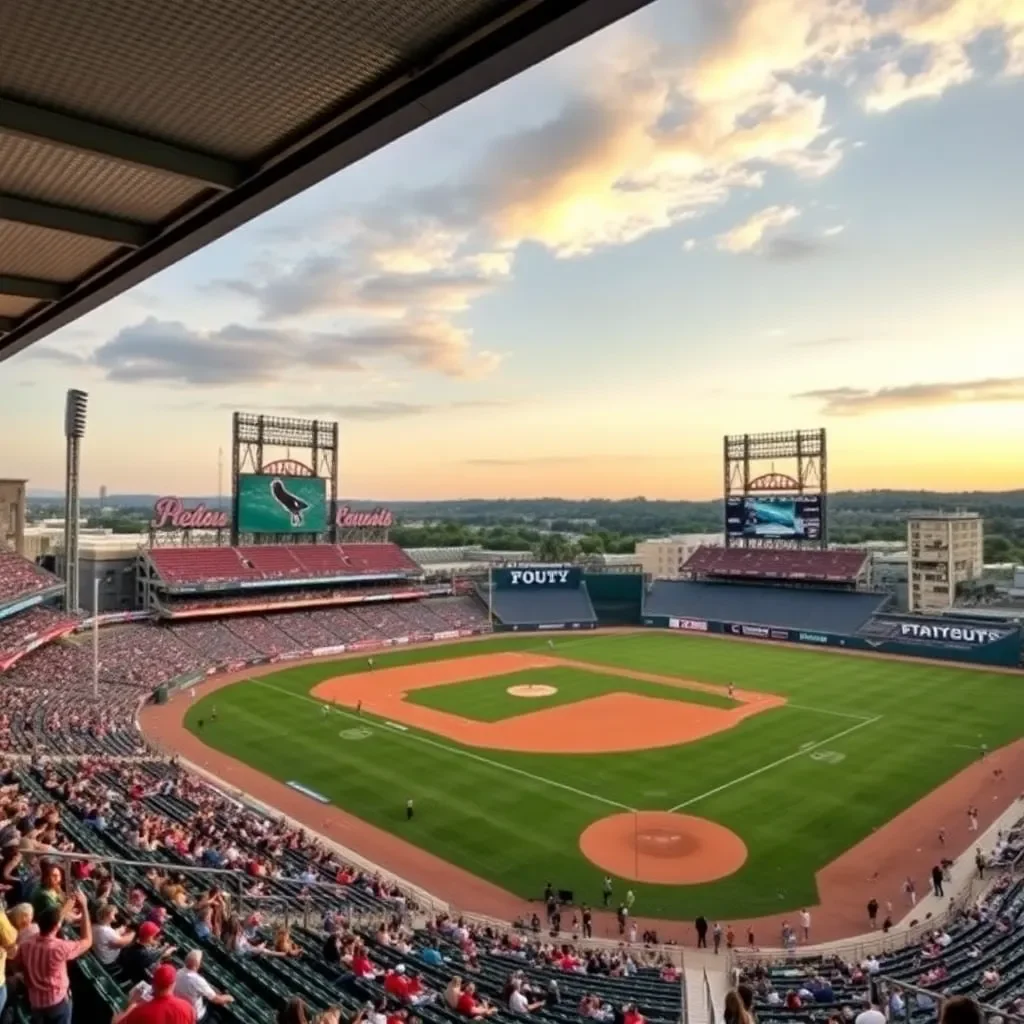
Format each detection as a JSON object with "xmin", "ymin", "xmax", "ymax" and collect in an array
[
  {"xmin": 507, "ymin": 685, "xmax": 557, "ymax": 698},
  {"xmin": 579, "ymin": 811, "xmax": 747, "ymax": 884}
]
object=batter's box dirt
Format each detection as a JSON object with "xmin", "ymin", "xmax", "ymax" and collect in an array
[{"xmin": 310, "ymin": 652, "xmax": 786, "ymax": 754}]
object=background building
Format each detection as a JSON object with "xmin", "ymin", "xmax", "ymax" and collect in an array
[
  {"xmin": 0, "ymin": 479, "xmax": 27, "ymax": 555},
  {"xmin": 907, "ymin": 512, "xmax": 984, "ymax": 613},
  {"xmin": 634, "ymin": 533, "xmax": 724, "ymax": 579},
  {"xmin": 869, "ymin": 550, "xmax": 909, "ymax": 610}
]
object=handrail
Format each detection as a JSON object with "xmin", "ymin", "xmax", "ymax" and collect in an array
[
  {"xmin": 36, "ymin": 847, "xmax": 377, "ymax": 904},
  {"xmin": 446, "ymin": 904, "xmax": 686, "ymax": 965},
  {"xmin": 729, "ymin": 875, "xmax": 984, "ymax": 965},
  {"xmin": 875, "ymin": 976, "xmax": 1024, "ymax": 1024}
]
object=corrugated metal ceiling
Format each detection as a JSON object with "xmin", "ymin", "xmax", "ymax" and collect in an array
[{"xmin": 0, "ymin": 0, "xmax": 652, "ymax": 358}]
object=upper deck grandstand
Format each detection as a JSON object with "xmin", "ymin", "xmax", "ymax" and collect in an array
[
  {"xmin": 145, "ymin": 542, "xmax": 420, "ymax": 587},
  {"xmin": 681, "ymin": 545, "xmax": 869, "ymax": 586},
  {"xmin": 0, "ymin": 547, "xmax": 64, "ymax": 607}
]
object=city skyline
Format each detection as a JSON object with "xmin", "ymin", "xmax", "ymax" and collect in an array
[{"xmin": 3, "ymin": 0, "xmax": 1023, "ymax": 500}]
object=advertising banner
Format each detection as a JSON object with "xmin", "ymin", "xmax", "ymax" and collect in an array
[
  {"xmin": 727, "ymin": 623, "xmax": 771, "ymax": 639},
  {"xmin": 797, "ymin": 631, "xmax": 829, "ymax": 644},
  {"xmin": 334, "ymin": 505, "xmax": 395, "ymax": 529},
  {"xmin": 237, "ymin": 474, "xmax": 328, "ymax": 534},
  {"xmin": 0, "ymin": 619, "xmax": 80, "ymax": 671},
  {"xmin": 895, "ymin": 621, "xmax": 1014, "ymax": 646},
  {"xmin": 347, "ymin": 639, "xmax": 389, "ymax": 653},
  {"xmin": 641, "ymin": 614, "xmax": 1020, "ymax": 668},
  {"xmin": 76, "ymin": 611, "xmax": 152, "ymax": 630},
  {"xmin": 499, "ymin": 621, "xmax": 597, "ymax": 633},
  {"xmin": 312, "ymin": 645, "xmax": 347, "ymax": 657},
  {"xmin": 151, "ymin": 497, "xmax": 229, "ymax": 530},
  {"xmin": 491, "ymin": 566, "xmax": 582, "ymax": 590},
  {"xmin": 668, "ymin": 617, "xmax": 708, "ymax": 632}
]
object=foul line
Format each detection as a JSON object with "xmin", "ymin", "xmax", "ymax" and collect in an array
[
  {"xmin": 666, "ymin": 715, "xmax": 882, "ymax": 812},
  {"xmin": 783, "ymin": 702, "xmax": 876, "ymax": 722},
  {"xmin": 249, "ymin": 679, "xmax": 635, "ymax": 813}
]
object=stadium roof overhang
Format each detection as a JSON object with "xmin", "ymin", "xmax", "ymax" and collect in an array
[{"xmin": 0, "ymin": 0, "xmax": 653, "ymax": 361}]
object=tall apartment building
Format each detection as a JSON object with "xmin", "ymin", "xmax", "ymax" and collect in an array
[
  {"xmin": 907, "ymin": 512, "xmax": 983, "ymax": 613},
  {"xmin": 634, "ymin": 533, "xmax": 723, "ymax": 579},
  {"xmin": 0, "ymin": 479, "xmax": 27, "ymax": 556}
]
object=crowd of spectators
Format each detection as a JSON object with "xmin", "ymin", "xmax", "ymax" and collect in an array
[
  {"xmin": 988, "ymin": 815, "xmax": 1024, "ymax": 869},
  {"xmin": 0, "ymin": 753, "xmax": 684, "ymax": 1024},
  {"xmin": 735, "ymin": 871, "xmax": 1024, "ymax": 1024},
  {"xmin": 0, "ymin": 550, "xmax": 62, "ymax": 605},
  {"xmin": 0, "ymin": 597, "xmax": 489, "ymax": 756},
  {"xmin": 0, "ymin": 605, "xmax": 80, "ymax": 664}
]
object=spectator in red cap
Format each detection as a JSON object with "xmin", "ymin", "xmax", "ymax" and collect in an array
[
  {"xmin": 117, "ymin": 920, "xmax": 176, "ymax": 987},
  {"xmin": 112, "ymin": 964, "xmax": 196, "ymax": 1024}
]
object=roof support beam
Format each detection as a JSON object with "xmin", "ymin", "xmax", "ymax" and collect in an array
[
  {"xmin": 0, "ymin": 98, "xmax": 243, "ymax": 190},
  {"xmin": 0, "ymin": 274, "xmax": 65, "ymax": 301},
  {"xmin": 0, "ymin": 193, "xmax": 151, "ymax": 247}
]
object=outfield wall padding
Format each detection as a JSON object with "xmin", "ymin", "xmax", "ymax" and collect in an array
[
  {"xmin": 641, "ymin": 614, "xmax": 1022, "ymax": 668},
  {"xmin": 584, "ymin": 572, "xmax": 644, "ymax": 626}
]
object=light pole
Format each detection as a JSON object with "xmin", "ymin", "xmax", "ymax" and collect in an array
[
  {"xmin": 63, "ymin": 389, "xmax": 88, "ymax": 612},
  {"xmin": 93, "ymin": 574, "xmax": 100, "ymax": 700}
]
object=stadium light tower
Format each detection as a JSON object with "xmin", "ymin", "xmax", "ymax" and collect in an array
[{"xmin": 63, "ymin": 389, "xmax": 88, "ymax": 611}]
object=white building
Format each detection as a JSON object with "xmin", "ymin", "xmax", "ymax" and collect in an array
[
  {"xmin": 634, "ymin": 533, "xmax": 724, "ymax": 579},
  {"xmin": 907, "ymin": 512, "xmax": 984, "ymax": 614}
]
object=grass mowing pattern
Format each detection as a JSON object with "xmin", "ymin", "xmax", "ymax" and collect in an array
[
  {"xmin": 185, "ymin": 632, "xmax": 1024, "ymax": 920},
  {"xmin": 403, "ymin": 665, "xmax": 737, "ymax": 722}
]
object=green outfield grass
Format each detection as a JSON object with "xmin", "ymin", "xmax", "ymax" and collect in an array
[
  {"xmin": 403, "ymin": 665, "xmax": 737, "ymax": 721},
  {"xmin": 185, "ymin": 632, "xmax": 1024, "ymax": 920}
]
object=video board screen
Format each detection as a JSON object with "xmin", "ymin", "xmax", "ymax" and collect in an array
[
  {"xmin": 237, "ymin": 474, "xmax": 328, "ymax": 534},
  {"xmin": 725, "ymin": 495, "xmax": 822, "ymax": 541}
]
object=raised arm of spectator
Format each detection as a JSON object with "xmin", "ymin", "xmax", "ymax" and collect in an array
[{"xmin": 68, "ymin": 891, "xmax": 92, "ymax": 957}]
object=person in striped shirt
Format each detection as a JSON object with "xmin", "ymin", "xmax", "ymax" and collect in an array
[{"xmin": 16, "ymin": 891, "xmax": 92, "ymax": 1024}]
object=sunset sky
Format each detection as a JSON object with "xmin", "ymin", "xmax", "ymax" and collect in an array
[{"xmin": 3, "ymin": 0, "xmax": 1023, "ymax": 500}]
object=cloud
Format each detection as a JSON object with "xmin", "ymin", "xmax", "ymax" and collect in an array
[
  {"xmin": 717, "ymin": 205, "xmax": 800, "ymax": 253},
  {"xmin": 115, "ymin": 0, "xmax": 1023, "ymax": 392},
  {"xmin": 23, "ymin": 346, "xmax": 87, "ymax": 366},
  {"xmin": 762, "ymin": 233, "xmax": 827, "ymax": 261},
  {"xmin": 257, "ymin": 400, "xmax": 508, "ymax": 421},
  {"xmin": 795, "ymin": 376, "xmax": 1024, "ymax": 415},
  {"xmin": 864, "ymin": 43, "xmax": 974, "ymax": 113},
  {"xmin": 89, "ymin": 316, "xmax": 501, "ymax": 386},
  {"xmin": 822, "ymin": 223, "xmax": 846, "ymax": 237},
  {"xmin": 218, "ymin": 36, "xmax": 856, "ymax": 349}
]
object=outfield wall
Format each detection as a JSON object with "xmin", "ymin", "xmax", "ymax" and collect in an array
[{"xmin": 641, "ymin": 612, "xmax": 1022, "ymax": 668}]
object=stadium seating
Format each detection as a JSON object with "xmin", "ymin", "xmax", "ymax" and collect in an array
[
  {"xmin": 489, "ymin": 586, "xmax": 597, "ymax": 628},
  {"xmin": 0, "ymin": 755, "xmax": 685, "ymax": 1024},
  {"xmin": 683, "ymin": 546, "xmax": 868, "ymax": 583},
  {"xmin": 0, "ymin": 604, "xmax": 79, "ymax": 666},
  {"xmin": 149, "ymin": 543, "xmax": 420, "ymax": 586},
  {"xmin": 738, "ymin": 873, "xmax": 1024, "ymax": 1023},
  {"xmin": 645, "ymin": 581, "xmax": 888, "ymax": 634},
  {"xmin": 149, "ymin": 546, "xmax": 256, "ymax": 584},
  {"xmin": 0, "ymin": 597, "xmax": 487, "ymax": 756},
  {"xmin": 0, "ymin": 548, "xmax": 62, "ymax": 604}
]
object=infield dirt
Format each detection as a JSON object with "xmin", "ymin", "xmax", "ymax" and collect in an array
[{"xmin": 310, "ymin": 651, "xmax": 784, "ymax": 753}]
